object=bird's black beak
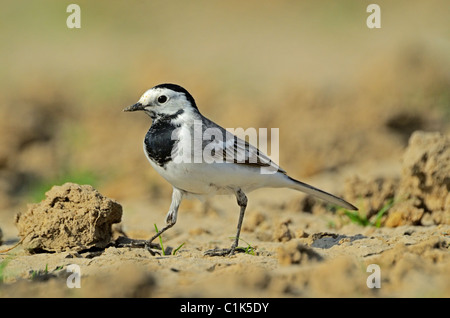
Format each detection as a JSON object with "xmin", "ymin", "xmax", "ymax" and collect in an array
[{"xmin": 123, "ymin": 102, "xmax": 145, "ymax": 112}]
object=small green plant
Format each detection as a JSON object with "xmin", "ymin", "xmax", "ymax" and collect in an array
[
  {"xmin": 343, "ymin": 209, "xmax": 371, "ymax": 227},
  {"xmin": 373, "ymin": 198, "xmax": 395, "ymax": 227},
  {"xmin": 338, "ymin": 198, "xmax": 395, "ymax": 228},
  {"xmin": 30, "ymin": 264, "xmax": 49, "ymax": 280},
  {"xmin": 30, "ymin": 264, "xmax": 65, "ymax": 281},
  {"xmin": 230, "ymin": 237, "xmax": 257, "ymax": 255},
  {"xmin": 172, "ymin": 242, "xmax": 185, "ymax": 255},
  {"xmin": 154, "ymin": 224, "xmax": 185, "ymax": 256},
  {"xmin": 0, "ymin": 258, "xmax": 11, "ymax": 283},
  {"xmin": 154, "ymin": 224, "xmax": 166, "ymax": 255}
]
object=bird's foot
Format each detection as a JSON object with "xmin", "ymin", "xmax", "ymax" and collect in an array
[
  {"xmin": 144, "ymin": 240, "xmax": 164, "ymax": 255},
  {"xmin": 114, "ymin": 236, "xmax": 161, "ymax": 255}
]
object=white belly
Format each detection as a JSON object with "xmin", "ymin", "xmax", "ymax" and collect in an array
[{"xmin": 147, "ymin": 155, "xmax": 287, "ymax": 196}]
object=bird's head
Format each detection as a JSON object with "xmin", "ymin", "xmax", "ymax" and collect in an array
[{"xmin": 124, "ymin": 83, "xmax": 198, "ymax": 119}]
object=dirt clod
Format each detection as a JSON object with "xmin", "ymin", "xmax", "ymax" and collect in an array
[
  {"xmin": 321, "ymin": 131, "xmax": 449, "ymax": 227},
  {"xmin": 277, "ymin": 240, "xmax": 323, "ymax": 265},
  {"xmin": 15, "ymin": 182, "xmax": 122, "ymax": 253},
  {"xmin": 395, "ymin": 131, "xmax": 450, "ymax": 225},
  {"xmin": 273, "ymin": 219, "xmax": 293, "ymax": 242}
]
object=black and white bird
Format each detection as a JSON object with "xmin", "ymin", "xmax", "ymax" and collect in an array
[{"xmin": 124, "ymin": 83, "xmax": 357, "ymax": 256}]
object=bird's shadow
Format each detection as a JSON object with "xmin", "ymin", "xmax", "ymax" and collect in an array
[{"xmin": 309, "ymin": 232, "xmax": 366, "ymax": 249}]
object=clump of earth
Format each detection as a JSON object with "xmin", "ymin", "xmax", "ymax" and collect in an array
[
  {"xmin": 310, "ymin": 131, "xmax": 450, "ymax": 227},
  {"xmin": 15, "ymin": 182, "xmax": 122, "ymax": 253}
]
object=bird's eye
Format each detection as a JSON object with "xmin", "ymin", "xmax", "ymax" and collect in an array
[{"xmin": 158, "ymin": 95, "xmax": 168, "ymax": 104}]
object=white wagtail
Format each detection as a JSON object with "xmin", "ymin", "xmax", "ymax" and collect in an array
[{"xmin": 124, "ymin": 83, "xmax": 357, "ymax": 256}]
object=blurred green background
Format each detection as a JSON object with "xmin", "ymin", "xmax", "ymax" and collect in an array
[{"xmin": 0, "ymin": 0, "xmax": 448, "ymax": 215}]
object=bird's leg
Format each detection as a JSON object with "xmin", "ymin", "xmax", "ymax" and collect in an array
[
  {"xmin": 145, "ymin": 187, "xmax": 183, "ymax": 251},
  {"xmin": 229, "ymin": 189, "xmax": 248, "ymax": 254},
  {"xmin": 205, "ymin": 189, "xmax": 248, "ymax": 257}
]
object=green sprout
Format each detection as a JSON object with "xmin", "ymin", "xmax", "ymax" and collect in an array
[
  {"xmin": 0, "ymin": 258, "xmax": 11, "ymax": 283},
  {"xmin": 154, "ymin": 224, "xmax": 166, "ymax": 255},
  {"xmin": 172, "ymin": 242, "xmax": 185, "ymax": 255},
  {"xmin": 230, "ymin": 237, "xmax": 257, "ymax": 255},
  {"xmin": 29, "ymin": 263, "xmax": 65, "ymax": 281},
  {"xmin": 339, "ymin": 198, "xmax": 395, "ymax": 227},
  {"xmin": 154, "ymin": 224, "xmax": 185, "ymax": 256}
]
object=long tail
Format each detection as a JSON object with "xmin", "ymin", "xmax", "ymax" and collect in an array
[{"xmin": 286, "ymin": 176, "xmax": 358, "ymax": 211}]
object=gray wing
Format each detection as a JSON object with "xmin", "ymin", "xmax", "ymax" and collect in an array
[{"xmin": 199, "ymin": 117, "xmax": 285, "ymax": 174}]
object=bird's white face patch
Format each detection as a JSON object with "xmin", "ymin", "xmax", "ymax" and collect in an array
[
  {"xmin": 134, "ymin": 86, "xmax": 198, "ymax": 120},
  {"xmin": 138, "ymin": 89, "xmax": 154, "ymax": 106}
]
